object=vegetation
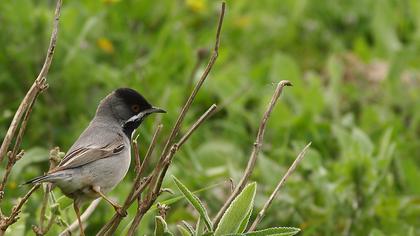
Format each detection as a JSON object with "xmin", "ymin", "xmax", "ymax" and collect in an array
[{"xmin": 0, "ymin": 0, "xmax": 419, "ymax": 235}]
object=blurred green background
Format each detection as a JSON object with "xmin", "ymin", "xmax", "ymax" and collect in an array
[{"xmin": 1, "ymin": 0, "xmax": 419, "ymax": 235}]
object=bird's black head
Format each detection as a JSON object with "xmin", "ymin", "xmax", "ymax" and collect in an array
[
  {"xmin": 114, "ymin": 88, "xmax": 153, "ymax": 117},
  {"xmin": 96, "ymin": 88, "xmax": 165, "ymax": 137}
]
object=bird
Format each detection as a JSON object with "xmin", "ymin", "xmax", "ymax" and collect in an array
[{"xmin": 24, "ymin": 88, "xmax": 165, "ymax": 236}]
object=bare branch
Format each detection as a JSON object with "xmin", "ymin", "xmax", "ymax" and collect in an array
[
  {"xmin": 59, "ymin": 198, "xmax": 101, "ymax": 236},
  {"xmin": 97, "ymin": 176, "xmax": 151, "ymax": 235},
  {"xmin": 0, "ymin": 0, "xmax": 62, "ymax": 163},
  {"xmin": 126, "ymin": 104, "xmax": 217, "ymax": 235},
  {"xmin": 96, "ymin": 124, "xmax": 163, "ymax": 235},
  {"xmin": 213, "ymin": 80, "xmax": 293, "ymax": 227},
  {"xmin": 137, "ymin": 124, "xmax": 163, "ymax": 180},
  {"xmin": 0, "ymin": 184, "xmax": 41, "ymax": 233},
  {"xmin": 157, "ymin": 1, "xmax": 225, "ymax": 169},
  {"xmin": 177, "ymin": 104, "xmax": 217, "ymax": 148},
  {"xmin": 248, "ymin": 142, "xmax": 311, "ymax": 231},
  {"xmin": 132, "ymin": 134, "xmax": 142, "ymax": 174},
  {"xmin": 0, "ymin": 1, "xmax": 62, "ymax": 233},
  {"xmin": 148, "ymin": 0, "xmax": 226, "ymax": 203},
  {"xmin": 97, "ymin": 3, "xmax": 225, "ymax": 235},
  {"xmin": 32, "ymin": 147, "xmax": 62, "ymax": 235}
]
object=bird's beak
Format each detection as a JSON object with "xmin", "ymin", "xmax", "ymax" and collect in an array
[
  {"xmin": 124, "ymin": 107, "xmax": 166, "ymax": 128},
  {"xmin": 145, "ymin": 107, "xmax": 166, "ymax": 114}
]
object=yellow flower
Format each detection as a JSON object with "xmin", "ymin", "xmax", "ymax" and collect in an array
[
  {"xmin": 186, "ymin": 0, "xmax": 206, "ymax": 13},
  {"xmin": 97, "ymin": 37, "xmax": 115, "ymax": 54},
  {"xmin": 8, "ymin": 181, "xmax": 16, "ymax": 190},
  {"xmin": 234, "ymin": 16, "xmax": 251, "ymax": 28}
]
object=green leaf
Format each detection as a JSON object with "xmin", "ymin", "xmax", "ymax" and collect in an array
[
  {"xmin": 227, "ymin": 227, "xmax": 301, "ymax": 236},
  {"xmin": 195, "ymin": 216, "xmax": 205, "ymax": 236},
  {"xmin": 182, "ymin": 220, "xmax": 195, "ymax": 235},
  {"xmin": 214, "ymin": 182, "xmax": 257, "ymax": 236},
  {"xmin": 172, "ymin": 175, "xmax": 213, "ymax": 231},
  {"xmin": 178, "ymin": 225, "xmax": 193, "ymax": 236},
  {"xmin": 237, "ymin": 206, "xmax": 253, "ymax": 233},
  {"xmin": 154, "ymin": 216, "xmax": 173, "ymax": 236}
]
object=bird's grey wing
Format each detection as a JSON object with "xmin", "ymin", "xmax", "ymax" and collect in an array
[{"xmin": 51, "ymin": 132, "xmax": 125, "ymax": 172}]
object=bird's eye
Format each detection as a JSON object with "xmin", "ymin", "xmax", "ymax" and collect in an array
[{"xmin": 131, "ymin": 104, "xmax": 140, "ymax": 113}]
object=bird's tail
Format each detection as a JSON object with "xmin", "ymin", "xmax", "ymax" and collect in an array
[{"xmin": 23, "ymin": 172, "xmax": 67, "ymax": 185}]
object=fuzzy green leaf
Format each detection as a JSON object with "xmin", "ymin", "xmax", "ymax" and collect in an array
[
  {"xmin": 177, "ymin": 225, "xmax": 193, "ymax": 236},
  {"xmin": 214, "ymin": 182, "xmax": 257, "ymax": 235},
  {"xmin": 237, "ymin": 206, "xmax": 253, "ymax": 233},
  {"xmin": 195, "ymin": 216, "xmax": 206, "ymax": 236},
  {"xmin": 154, "ymin": 216, "xmax": 173, "ymax": 236},
  {"xmin": 227, "ymin": 227, "xmax": 301, "ymax": 236},
  {"xmin": 172, "ymin": 175, "xmax": 213, "ymax": 231}
]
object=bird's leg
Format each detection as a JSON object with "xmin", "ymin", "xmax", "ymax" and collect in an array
[
  {"xmin": 73, "ymin": 201, "xmax": 85, "ymax": 236},
  {"xmin": 91, "ymin": 186, "xmax": 127, "ymax": 217}
]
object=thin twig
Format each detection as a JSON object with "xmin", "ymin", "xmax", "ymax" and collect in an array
[
  {"xmin": 132, "ymin": 134, "xmax": 142, "ymax": 174},
  {"xmin": 98, "ymin": 3, "xmax": 225, "ymax": 235},
  {"xmin": 0, "ymin": 1, "xmax": 62, "ymax": 233},
  {"xmin": 149, "ymin": 0, "xmax": 225, "ymax": 202},
  {"xmin": 248, "ymin": 142, "xmax": 311, "ymax": 231},
  {"xmin": 0, "ymin": 150, "xmax": 24, "ymax": 194},
  {"xmin": 137, "ymin": 124, "xmax": 163, "ymax": 180},
  {"xmin": 213, "ymin": 80, "xmax": 293, "ymax": 227},
  {"xmin": 156, "ymin": 104, "xmax": 217, "ymax": 197},
  {"xmin": 0, "ymin": 0, "xmax": 62, "ymax": 163},
  {"xmin": 0, "ymin": 96, "xmax": 37, "ymax": 194},
  {"xmin": 177, "ymin": 104, "xmax": 217, "ymax": 147},
  {"xmin": 32, "ymin": 147, "xmax": 62, "ymax": 235},
  {"xmin": 0, "ymin": 184, "xmax": 41, "ymax": 233},
  {"xmin": 59, "ymin": 198, "xmax": 101, "ymax": 236},
  {"xmin": 126, "ymin": 104, "xmax": 217, "ymax": 235},
  {"xmin": 97, "ymin": 177, "xmax": 151, "ymax": 235},
  {"xmin": 38, "ymin": 186, "xmax": 49, "ymax": 231},
  {"xmin": 96, "ymin": 125, "xmax": 163, "ymax": 235},
  {"xmin": 155, "ymin": 1, "xmax": 225, "ymax": 174}
]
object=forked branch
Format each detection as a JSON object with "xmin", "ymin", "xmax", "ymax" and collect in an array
[
  {"xmin": 98, "ymin": 3, "xmax": 225, "ymax": 235},
  {"xmin": 0, "ymin": 0, "xmax": 62, "ymax": 234},
  {"xmin": 0, "ymin": 0, "xmax": 62, "ymax": 163},
  {"xmin": 213, "ymin": 80, "xmax": 293, "ymax": 227},
  {"xmin": 248, "ymin": 142, "xmax": 312, "ymax": 231}
]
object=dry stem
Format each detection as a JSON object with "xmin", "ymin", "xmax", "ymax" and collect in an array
[
  {"xmin": 0, "ymin": 0, "xmax": 62, "ymax": 163},
  {"xmin": 213, "ymin": 80, "xmax": 293, "ymax": 227},
  {"xmin": 0, "ymin": 184, "xmax": 41, "ymax": 235},
  {"xmin": 248, "ymin": 142, "xmax": 312, "ymax": 231},
  {"xmin": 99, "ymin": 3, "xmax": 225, "ymax": 235},
  {"xmin": 125, "ymin": 105, "xmax": 217, "ymax": 236},
  {"xmin": 59, "ymin": 198, "xmax": 102, "ymax": 236},
  {"xmin": 96, "ymin": 124, "xmax": 163, "ymax": 235},
  {"xmin": 33, "ymin": 147, "xmax": 62, "ymax": 235},
  {"xmin": 155, "ymin": 1, "xmax": 225, "ymax": 173},
  {"xmin": 149, "ymin": 1, "xmax": 225, "ymax": 206},
  {"xmin": 0, "ymin": 0, "xmax": 62, "ymax": 233}
]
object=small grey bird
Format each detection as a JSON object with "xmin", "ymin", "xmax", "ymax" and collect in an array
[{"xmin": 25, "ymin": 88, "xmax": 165, "ymax": 235}]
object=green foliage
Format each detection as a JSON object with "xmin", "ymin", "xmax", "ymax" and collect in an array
[
  {"xmin": 215, "ymin": 183, "xmax": 257, "ymax": 236},
  {"xmin": 154, "ymin": 216, "xmax": 174, "ymax": 236},
  {"xmin": 173, "ymin": 175, "xmax": 213, "ymax": 231},
  {"xmin": 237, "ymin": 204, "xmax": 253, "ymax": 234},
  {"xmin": 227, "ymin": 227, "xmax": 300, "ymax": 236},
  {"xmin": 178, "ymin": 224, "xmax": 193, "ymax": 236},
  {"xmin": 0, "ymin": 0, "xmax": 419, "ymax": 235}
]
